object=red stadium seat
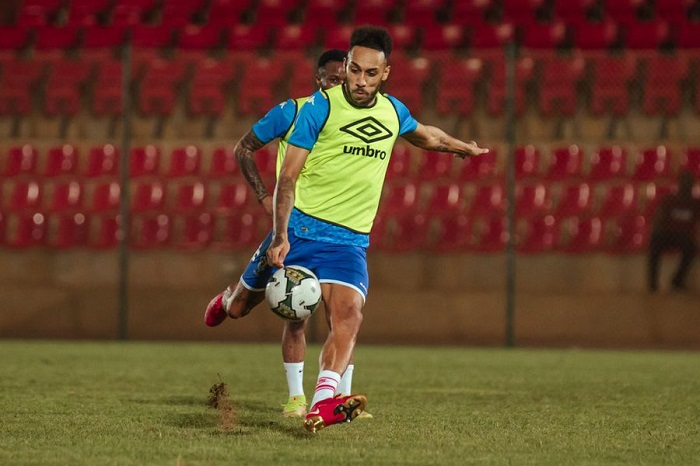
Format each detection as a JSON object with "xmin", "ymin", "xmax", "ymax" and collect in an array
[
  {"xmin": 3, "ymin": 145, "xmax": 38, "ymax": 177},
  {"xmin": 560, "ymin": 216, "xmax": 605, "ymax": 253},
  {"xmin": 472, "ymin": 216, "xmax": 507, "ymax": 253},
  {"xmin": 46, "ymin": 212, "xmax": 89, "ymax": 249},
  {"xmin": 502, "ymin": 0, "xmax": 545, "ymax": 24},
  {"xmin": 129, "ymin": 145, "xmax": 161, "ymax": 178},
  {"xmin": 422, "ymin": 23, "xmax": 467, "ymax": 50},
  {"xmin": 608, "ymin": 214, "xmax": 649, "ymax": 254},
  {"xmin": 226, "ymin": 23, "xmax": 270, "ymax": 50},
  {"xmin": 176, "ymin": 212, "xmax": 215, "ymax": 250},
  {"xmin": 468, "ymin": 183, "xmax": 505, "ymax": 216},
  {"xmin": 544, "ymin": 145, "xmax": 583, "ymax": 181},
  {"xmin": 138, "ymin": 58, "xmax": 187, "ymax": 116},
  {"xmin": 571, "ymin": 20, "xmax": 619, "ymax": 50},
  {"xmin": 641, "ymin": 182, "xmax": 674, "ymax": 219},
  {"xmin": 287, "ymin": 53, "xmax": 316, "ymax": 97},
  {"xmin": 85, "ymin": 144, "xmax": 119, "ymax": 178},
  {"xmin": 322, "ymin": 24, "xmax": 353, "ymax": 50},
  {"xmin": 304, "ymin": 0, "xmax": 346, "ymax": 26},
  {"xmin": 111, "ymin": 0, "xmax": 159, "ymax": 26},
  {"xmin": 604, "ymin": 0, "xmax": 645, "ymax": 24},
  {"xmin": 622, "ymin": 20, "xmax": 670, "ymax": 50},
  {"xmin": 46, "ymin": 181, "xmax": 84, "ymax": 212},
  {"xmin": 161, "ymin": 0, "xmax": 206, "ymax": 27},
  {"xmin": 597, "ymin": 182, "xmax": 638, "ymax": 217},
  {"xmin": 521, "ymin": 21, "xmax": 567, "ymax": 49},
  {"xmin": 515, "ymin": 145, "xmax": 541, "ymax": 179},
  {"xmin": 423, "ymin": 183, "xmax": 465, "ymax": 215},
  {"xmin": 167, "ymin": 145, "xmax": 202, "ymax": 178},
  {"xmin": 538, "ymin": 56, "xmax": 586, "ymax": 117},
  {"xmin": 416, "ymin": 151, "xmax": 454, "ymax": 180},
  {"xmin": 188, "ymin": 58, "xmax": 235, "ymax": 117},
  {"xmin": 386, "ymin": 144, "xmax": 413, "ymax": 180},
  {"xmin": 236, "ymin": 56, "xmax": 284, "ymax": 116},
  {"xmin": 208, "ymin": 147, "xmax": 239, "ymax": 179},
  {"xmin": 471, "ymin": 23, "xmax": 515, "ymax": 49},
  {"xmin": 0, "ymin": 59, "xmax": 42, "ymax": 116},
  {"xmin": 66, "ymin": 0, "xmax": 112, "ymax": 26},
  {"xmin": 642, "ymin": 55, "xmax": 688, "ymax": 116},
  {"xmin": 552, "ymin": 0, "xmax": 596, "ymax": 24},
  {"xmin": 384, "ymin": 53, "xmax": 430, "ymax": 114},
  {"xmin": 451, "ymin": 0, "xmax": 493, "ymax": 25},
  {"xmin": 254, "ymin": 0, "xmax": 302, "ymax": 28},
  {"xmin": 92, "ymin": 59, "xmax": 122, "ymax": 116},
  {"xmin": 353, "ymin": 0, "xmax": 399, "ymax": 25},
  {"xmin": 34, "ymin": 26, "xmax": 80, "ymax": 52},
  {"xmin": 178, "ymin": 24, "xmax": 224, "ymax": 50},
  {"xmin": 553, "ymin": 182, "xmax": 594, "ymax": 217},
  {"xmin": 456, "ymin": 149, "xmax": 498, "ymax": 182},
  {"xmin": 677, "ymin": 23, "xmax": 700, "ymax": 48},
  {"xmin": 405, "ymin": 0, "xmax": 447, "ymax": 26},
  {"xmin": 680, "ymin": 148, "xmax": 700, "ymax": 178},
  {"xmin": 214, "ymin": 183, "xmax": 256, "ymax": 213},
  {"xmin": 207, "ymin": 0, "xmax": 252, "ymax": 26},
  {"xmin": 381, "ymin": 213, "xmax": 429, "ymax": 253},
  {"xmin": 515, "ymin": 182, "xmax": 552, "ymax": 217},
  {"xmin": 171, "ymin": 181, "xmax": 208, "ymax": 213},
  {"xmin": 88, "ymin": 214, "xmax": 119, "ymax": 249},
  {"xmin": 485, "ymin": 55, "xmax": 534, "ymax": 116},
  {"xmin": 88, "ymin": 181, "xmax": 120, "ymax": 213},
  {"xmin": 273, "ymin": 24, "xmax": 318, "ymax": 50},
  {"xmin": 436, "ymin": 57, "xmax": 483, "ymax": 116},
  {"xmin": 8, "ymin": 180, "xmax": 42, "ymax": 212},
  {"xmin": 0, "ymin": 27, "xmax": 32, "ymax": 53},
  {"xmin": 43, "ymin": 59, "xmax": 91, "ymax": 118},
  {"xmin": 654, "ymin": 0, "xmax": 692, "ymax": 22},
  {"xmin": 379, "ymin": 181, "xmax": 421, "ymax": 216},
  {"xmin": 131, "ymin": 24, "xmax": 175, "ymax": 48},
  {"xmin": 386, "ymin": 24, "xmax": 418, "ymax": 51},
  {"xmin": 81, "ymin": 25, "xmax": 126, "ymax": 49},
  {"xmin": 631, "ymin": 145, "xmax": 672, "ymax": 181},
  {"xmin": 429, "ymin": 214, "xmax": 472, "ymax": 253},
  {"xmin": 518, "ymin": 214, "xmax": 560, "ymax": 253},
  {"xmin": 590, "ymin": 55, "xmax": 637, "ymax": 116},
  {"xmin": 5, "ymin": 213, "xmax": 48, "ymax": 248},
  {"xmin": 130, "ymin": 181, "xmax": 167, "ymax": 213},
  {"xmin": 588, "ymin": 146, "xmax": 628, "ymax": 180},
  {"xmin": 44, "ymin": 145, "xmax": 79, "ymax": 177},
  {"xmin": 130, "ymin": 213, "xmax": 172, "ymax": 249},
  {"xmin": 214, "ymin": 212, "xmax": 261, "ymax": 251}
]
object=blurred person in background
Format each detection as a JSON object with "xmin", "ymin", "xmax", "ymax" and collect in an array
[
  {"xmin": 648, "ymin": 170, "xmax": 700, "ymax": 292},
  {"xmin": 266, "ymin": 26, "xmax": 488, "ymax": 432},
  {"xmin": 204, "ymin": 49, "xmax": 351, "ymax": 419}
]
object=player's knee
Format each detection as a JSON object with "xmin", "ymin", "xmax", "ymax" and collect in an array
[{"xmin": 332, "ymin": 302, "xmax": 363, "ymax": 332}]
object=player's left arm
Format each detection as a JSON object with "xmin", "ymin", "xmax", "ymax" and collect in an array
[{"xmin": 402, "ymin": 122, "xmax": 489, "ymax": 159}]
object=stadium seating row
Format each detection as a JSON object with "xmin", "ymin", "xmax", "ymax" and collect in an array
[
  {"xmin": 2, "ymin": 19, "xmax": 700, "ymax": 53},
  {"xmin": 3, "ymin": 142, "xmax": 700, "ymax": 181},
  {"xmin": 0, "ymin": 208, "xmax": 654, "ymax": 254},
  {"xmin": 1, "ymin": 50, "xmax": 699, "ymax": 119},
  {"xmin": 7, "ymin": 0, "xmax": 700, "ymax": 33}
]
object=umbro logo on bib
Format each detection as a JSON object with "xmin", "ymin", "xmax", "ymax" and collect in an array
[{"xmin": 339, "ymin": 117, "xmax": 393, "ymax": 143}]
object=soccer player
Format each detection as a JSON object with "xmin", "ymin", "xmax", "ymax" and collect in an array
[
  {"xmin": 266, "ymin": 26, "xmax": 489, "ymax": 432},
  {"xmin": 204, "ymin": 49, "xmax": 355, "ymax": 418}
]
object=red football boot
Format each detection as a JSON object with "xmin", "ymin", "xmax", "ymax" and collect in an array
[
  {"xmin": 204, "ymin": 289, "xmax": 231, "ymax": 327},
  {"xmin": 303, "ymin": 394, "xmax": 368, "ymax": 433}
]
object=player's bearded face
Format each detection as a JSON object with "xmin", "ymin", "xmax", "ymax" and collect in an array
[{"xmin": 344, "ymin": 46, "xmax": 390, "ymax": 107}]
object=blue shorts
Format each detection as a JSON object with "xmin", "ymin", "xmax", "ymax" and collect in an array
[{"xmin": 240, "ymin": 230, "xmax": 369, "ymax": 301}]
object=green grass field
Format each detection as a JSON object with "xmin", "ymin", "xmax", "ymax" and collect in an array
[{"xmin": 1, "ymin": 340, "xmax": 698, "ymax": 466}]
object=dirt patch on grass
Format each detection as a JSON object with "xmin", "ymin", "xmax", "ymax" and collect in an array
[{"xmin": 207, "ymin": 381, "xmax": 237, "ymax": 432}]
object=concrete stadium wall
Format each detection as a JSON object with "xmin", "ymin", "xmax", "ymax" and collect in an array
[{"xmin": 1, "ymin": 249, "xmax": 698, "ymax": 349}]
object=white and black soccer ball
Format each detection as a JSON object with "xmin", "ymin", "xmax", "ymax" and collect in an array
[{"xmin": 265, "ymin": 266, "xmax": 322, "ymax": 321}]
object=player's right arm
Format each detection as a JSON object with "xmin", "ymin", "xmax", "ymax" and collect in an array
[
  {"xmin": 267, "ymin": 145, "xmax": 310, "ymax": 268},
  {"xmin": 234, "ymin": 99, "xmax": 297, "ymax": 216},
  {"xmin": 266, "ymin": 91, "xmax": 329, "ymax": 267},
  {"xmin": 234, "ymin": 130, "xmax": 272, "ymax": 214}
]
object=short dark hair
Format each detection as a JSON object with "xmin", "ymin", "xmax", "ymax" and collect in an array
[
  {"xmin": 350, "ymin": 26, "xmax": 393, "ymax": 59},
  {"xmin": 317, "ymin": 49, "xmax": 346, "ymax": 69}
]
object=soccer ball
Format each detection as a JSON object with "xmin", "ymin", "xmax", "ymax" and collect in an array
[{"xmin": 265, "ymin": 266, "xmax": 322, "ymax": 321}]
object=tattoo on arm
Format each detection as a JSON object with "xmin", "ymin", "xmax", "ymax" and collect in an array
[
  {"xmin": 273, "ymin": 176, "xmax": 295, "ymax": 236},
  {"xmin": 235, "ymin": 131, "xmax": 269, "ymax": 202}
]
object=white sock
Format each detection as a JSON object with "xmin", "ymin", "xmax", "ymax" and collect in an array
[
  {"xmin": 336, "ymin": 364, "xmax": 354, "ymax": 396},
  {"xmin": 310, "ymin": 370, "xmax": 340, "ymax": 408},
  {"xmin": 283, "ymin": 362, "xmax": 305, "ymax": 398}
]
